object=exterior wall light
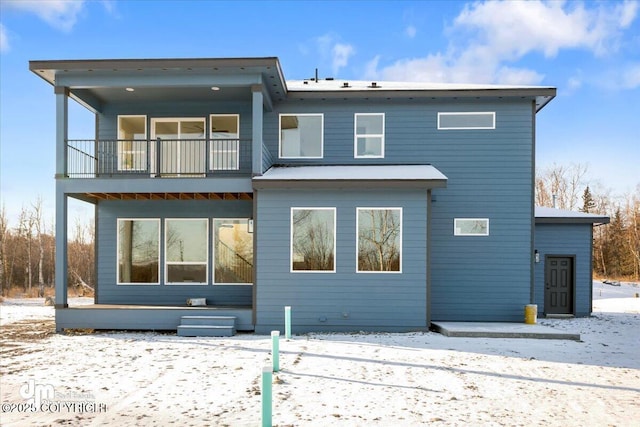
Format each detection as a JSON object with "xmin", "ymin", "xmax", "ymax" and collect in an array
[{"xmin": 534, "ymin": 250, "xmax": 540, "ymax": 263}]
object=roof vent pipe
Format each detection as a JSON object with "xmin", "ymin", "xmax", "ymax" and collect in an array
[
  {"xmin": 552, "ymin": 194, "xmax": 557, "ymax": 209},
  {"xmin": 315, "ymin": 68, "xmax": 318, "ymax": 83}
]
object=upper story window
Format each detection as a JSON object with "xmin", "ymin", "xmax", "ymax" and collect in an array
[
  {"xmin": 454, "ymin": 218, "xmax": 489, "ymax": 236},
  {"xmin": 279, "ymin": 114, "xmax": 323, "ymax": 159},
  {"xmin": 117, "ymin": 115, "xmax": 147, "ymax": 171},
  {"xmin": 210, "ymin": 114, "xmax": 240, "ymax": 170},
  {"xmin": 354, "ymin": 113, "xmax": 385, "ymax": 158},
  {"xmin": 437, "ymin": 112, "xmax": 496, "ymax": 130}
]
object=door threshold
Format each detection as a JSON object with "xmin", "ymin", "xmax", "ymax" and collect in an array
[{"xmin": 545, "ymin": 314, "xmax": 574, "ymax": 319}]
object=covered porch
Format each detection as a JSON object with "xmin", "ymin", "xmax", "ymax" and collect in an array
[{"xmin": 56, "ymin": 304, "xmax": 254, "ymax": 332}]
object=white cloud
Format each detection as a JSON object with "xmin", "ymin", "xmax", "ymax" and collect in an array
[
  {"xmin": 332, "ymin": 43, "xmax": 355, "ymax": 75},
  {"xmin": 367, "ymin": 1, "xmax": 639, "ymax": 85},
  {"xmin": 314, "ymin": 33, "xmax": 355, "ymax": 77},
  {"xmin": 0, "ymin": 23, "xmax": 9, "ymax": 53},
  {"xmin": 619, "ymin": 63, "xmax": 640, "ymax": 89},
  {"xmin": 405, "ymin": 25, "xmax": 417, "ymax": 39},
  {"xmin": 3, "ymin": 0, "xmax": 85, "ymax": 32}
]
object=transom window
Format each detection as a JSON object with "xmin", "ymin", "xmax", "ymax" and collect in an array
[
  {"xmin": 117, "ymin": 115, "xmax": 147, "ymax": 171},
  {"xmin": 165, "ymin": 219, "xmax": 208, "ymax": 284},
  {"xmin": 291, "ymin": 208, "xmax": 336, "ymax": 272},
  {"xmin": 437, "ymin": 112, "xmax": 496, "ymax": 130},
  {"xmin": 279, "ymin": 114, "xmax": 323, "ymax": 158},
  {"xmin": 117, "ymin": 219, "xmax": 159, "ymax": 284},
  {"xmin": 357, "ymin": 208, "xmax": 402, "ymax": 273},
  {"xmin": 354, "ymin": 113, "xmax": 385, "ymax": 158}
]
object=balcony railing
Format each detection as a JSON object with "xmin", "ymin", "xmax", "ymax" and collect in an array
[{"xmin": 66, "ymin": 139, "xmax": 252, "ymax": 178}]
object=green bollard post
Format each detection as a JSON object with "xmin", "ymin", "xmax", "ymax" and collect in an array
[
  {"xmin": 284, "ymin": 306, "xmax": 292, "ymax": 340},
  {"xmin": 262, "ymin": 366, "xmax": 272, "ymax": 427},
  {"xmin": 271, "ymin": 330, "xmax": 280, "ymax": 372}
]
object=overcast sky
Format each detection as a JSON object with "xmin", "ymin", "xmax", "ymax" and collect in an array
[{"xmin": 1, "ymin": 0, "xmax": 638, "ymax": 225}]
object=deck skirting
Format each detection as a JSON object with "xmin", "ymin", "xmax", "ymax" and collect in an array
[{"xmin": 56, "ymin": 305, "xmax": 253, "ymax": 332}]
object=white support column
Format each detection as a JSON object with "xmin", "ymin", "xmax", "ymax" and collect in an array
[
  {"xmin": 251, "ymin": 85, "xmax": 264, "ymax": 175},
  {"xmin": 54, "ymin": 87, "xmax": 69, "ymax": 312}
]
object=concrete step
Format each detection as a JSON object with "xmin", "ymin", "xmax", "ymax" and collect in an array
[
  {"xmin": 177, "ymin": 325, "xmax": 236, "ymax": 337},
  {"xmin": 180, "ymin": 315, "xmax": 236, "ymax": 327}
]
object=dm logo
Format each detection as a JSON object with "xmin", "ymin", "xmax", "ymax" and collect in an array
[{"xmin": 19, "ymin": 379, "xmax": 55, "ymax": 407}]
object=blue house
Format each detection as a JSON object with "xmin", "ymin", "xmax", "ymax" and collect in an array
[{"xmin": 29, "ymin": 56, "xmax": 600, "ymax": 335}]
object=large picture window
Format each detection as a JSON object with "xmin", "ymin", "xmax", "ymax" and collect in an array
[
  {"xmin": 357, "ymin": 208, "xmax": 402, "ymax": 273},
  {"xmin": 291, "ymin": 208, "xmax": 336, "ymax": 272},
  {"xmin": 213, "ymin": 219, "xmax": 253, "ymax": 284},
  {"xmin": 354, "ymin": 113, "xmax": 384, "ymax": 158},
  {"xmin": 279, "ymin": 114, "xmax": 323, "ymax": 158},
  {"xmin": 117, "ymin": 219, "xmax": 159, "ymax": 284},
  {"xmin": 165, "ymin": 219, "xmax": 208, "ymax": 284}
]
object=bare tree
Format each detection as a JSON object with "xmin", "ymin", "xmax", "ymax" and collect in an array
[
  {"xmin": 31, "ymin": 198, "xmax": 46, "ymax": 296},
  {"xmin": 536, "ymin": 163, "xmax": 589, "ymax": 210}
]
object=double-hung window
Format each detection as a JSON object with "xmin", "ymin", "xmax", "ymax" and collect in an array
[
  {"xmin": 279, "ymin": 114, "xmax": 323, "ymax": 158},
  {"xmin": 354, "ymin": 113, "xmax": 385, "ymax": 158},
  {"xmin": 291, "ymin": 208, "xmax": 336, "ymax": 272},
  {"xmin": 357, "ymin": 208, "xmax": 402, "ymax": 273}
]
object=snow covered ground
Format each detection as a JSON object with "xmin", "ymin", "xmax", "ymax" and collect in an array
[{"xmin": 1, "ymin": 281, "xmax": 638, "ymax": 426}]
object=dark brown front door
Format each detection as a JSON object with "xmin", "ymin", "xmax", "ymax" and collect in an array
[{"xmin": 545, "ymin": 257, "xmax": 574, "ymax": 315}]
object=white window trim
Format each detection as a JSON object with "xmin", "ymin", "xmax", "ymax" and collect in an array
[
  {"xmin": 209, "ymin": 114, "xmax": 240, "ymax": 171},
  {"xmin": 354, "ymin": 113, "xmax": 385, "ymax": 159},
  {"xmin": 437, "ymin": 112, "xmax": 496, "ymax": 130},
  {"xmin": 290, "ymin": 207, "xmax": 336, "ymax": 273},
  {"xmin": 117, "ymin": 115, "xmax": 148, "ymax": 171},
  {"xmin": 454, "ymin": 218, "xmax": 490, "ymax": 236},
  {"xmin": 212, "ymin": 217, "xmax": 253, "ymax": 285},
  {"xmin": 279, "ymin": 113, "xmax": 324, "ymax": 159},
  {"xmin": 164, "ymin": 218, "xmax": 209, "ymax": 285},
  {"xmin": 116, "ymin": 218, "xmax": 160, "ymax": 285},
  {"xmin": 356, "ymin": 207, "xmax": 403, "ymax": 274}
]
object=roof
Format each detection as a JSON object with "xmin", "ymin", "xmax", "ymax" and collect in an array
[
  {"xmin": 29, "ymin": 56, "xmax": 556, "ymax": 112},
  {"xmin": 252, "ymin": 165, "xmax": 448, "ymax": 189},
  {"xmin": 535, "ymin": 206, "xmax": 610, "ymax": 225},
  {"xmin": 287, "ymin": 79, "xmax": 556, "ymax": 112}
]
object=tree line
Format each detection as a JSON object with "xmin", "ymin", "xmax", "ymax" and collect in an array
[
  {"xmin": 0, "ymin": 199, "xmax": 94, "ymax": 297},
  {"xmin": 0, "ymin": 163, "xmax": 638, "ymax": 296},
  {"xmin": 536, "ymin": 163, "xmax": 640, "ymax": 280}
]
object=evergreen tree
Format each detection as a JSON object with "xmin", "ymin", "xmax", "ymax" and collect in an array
[{"xmin": 581, "ymin": 186, "xmax": 596, "ymax": 213}]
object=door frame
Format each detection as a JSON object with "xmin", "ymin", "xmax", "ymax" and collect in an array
[
  {"xmin": 150, "ymin": 117, "xmax": 206, "ymax": 176},
  {"xmin": 544, "ymin": 254, "xmax": 576, "ymax": 316}
]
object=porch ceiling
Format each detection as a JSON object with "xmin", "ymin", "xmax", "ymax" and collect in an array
[{"xmin": 83, "ymin": 192, "xmax": 253, "ymax": 202}]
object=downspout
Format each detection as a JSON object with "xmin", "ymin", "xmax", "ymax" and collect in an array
[
  {"xmin": 530, "ymin": 100, "xmax": 536, "ymax": 305},
  {"xmin": 426, "ymin": 189, "xmax": 432, "ymax": 328}
]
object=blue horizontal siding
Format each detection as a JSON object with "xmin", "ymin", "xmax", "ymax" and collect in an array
[{"xmin": 255, "ymin": 188, "xmax": 428, "ymax": 333}]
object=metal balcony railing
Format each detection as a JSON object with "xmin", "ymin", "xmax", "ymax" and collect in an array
[{"xmin": 66, "ymin": 139, "xmax": 252, "ymax": 178}]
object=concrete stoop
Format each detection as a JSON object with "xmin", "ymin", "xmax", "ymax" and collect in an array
[{"xmin": 177, "ymin": 315, "xmax": 237, "ymax": 337}]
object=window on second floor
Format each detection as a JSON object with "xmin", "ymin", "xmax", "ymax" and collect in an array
[
  {"xmin": 437, "ymin": 112, "xmax": 496, "ymax": 130},
  {"xmin": 210, "ymin": 114, "xmax": 240, "ymax": 170},
  {"xmin": 279, "ymin": 114, "xmax": 323, "ymax": 159},
  {"xmin": 117, "ymin": 115, "xmax": 147, "ymax": 171},
  {"xmin": 354, "ymin": 113, "xmax": 385, "ymax": 158}
]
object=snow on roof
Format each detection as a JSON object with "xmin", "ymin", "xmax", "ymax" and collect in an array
[
  {"xmin": 253, "ymin": 165, "xmax": 447, "ymax": 189},
  {"xmin": 535, "ymin": 206, "xmax": 610, "ymax": 224},
  {"xmin": 287, "ymin": 79, "xmax": 554, "ymax": 92}
]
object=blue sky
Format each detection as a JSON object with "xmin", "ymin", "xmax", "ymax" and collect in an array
[{"xmin": 1, "ymin": 0, "xmax": 639, "ymax": 225}]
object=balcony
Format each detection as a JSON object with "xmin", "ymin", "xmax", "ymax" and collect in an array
[{"xmin": 67, "ymin": 139, "xmax": 252, "ymax": 178}]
